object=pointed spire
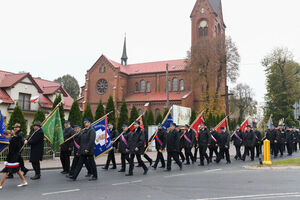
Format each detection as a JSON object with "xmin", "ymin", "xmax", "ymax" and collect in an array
[{"xmin": 121, "ymin": 34, "xmax": 128, "ymax": 66}]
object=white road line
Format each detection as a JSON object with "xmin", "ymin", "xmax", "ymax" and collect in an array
[
  {"xmin": 42, "ymin": 189, "xmax": 80, "ymax": 196},
  {"xmin": 192, "ymin": 192, "xmax": 300, "ymax": 200},
  {"xmin": 164, "ymin": 173, "xmax": 186, "ymax": 178},
  {"xmin": 112, "ymin": 180, "xmax": 142, "ymax": 186},
  {"xmin": 254, "ymin": 194, "xmax": 300, "ymax": 199},
  {"xmin": 203, "ymin": 169, "xmax": 222, "ymax": 173}
]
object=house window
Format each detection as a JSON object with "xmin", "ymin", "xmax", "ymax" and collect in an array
[
  {"xmin": 18, "ymin": 93, "xmax": 31, "ymax": 111},
  {"xmin": 140, "ymin": 80, "xmax": 145, "ymax": 92},
  {"xmin": 146, "ymin": 82, "xmax": 151, "ymax": 92},
  {"xmin": 135, "ymin": 82, "xmax": 139, "ymax": 92},
  {"xmin": 172, "ymin": 78, "xmax": 178, "ymax": 91},
  {"xmin": 155, "ymin": 109, "xmax": 160, "ymax": 117},
  {"xmin": 138, "ymin": 109, "xmax": 143, "ymax": 116},
  {"xmin": 199, "ymin": 20, "xmax": 208, "ymax": 38},
  {"xmin": 99, "ymin": 64, "xmax": 106, "ymax": 73},
  {"xmin": 179, "ymin": 80, "xmax": 184, "ymax": 91}
]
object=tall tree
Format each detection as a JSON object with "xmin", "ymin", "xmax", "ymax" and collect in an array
[
  {"xmin": 117, "ymin": 100, "xmax": 129, "ymax": 133},
  {"xmin": 189, "ymin": 109, "xmax": 196, "ymax": 125},
  {"xmin": 155, "ymin": 113, "xmax": 163, "ymax": 125},
  {"xmin": 8, "ymin": 103, "xmax": 27, "ymax": 135},
  {"xmin": 82, "ymin": 102, "xmax": 94, "ymax": 124},
  {"xmin": 68, "ymin": 100, "xmax": 82, "ymax": 127},
  {"xmin": 105, "ymin": 96, "xmax": 116, "ymax": 123},
  {"xmin": 52, "ymin": 94, "xmax": 65, "ymax": 125},
  {"xmin": 54, "ymin": 74, "xmax": 80, "ymax": 99},
  {"xmin": 147, "ymin": 109, "xmax": 155, "ymax": 126},
  {"xmin": 163, "ymin": 108, "xmax": 169, "ymax": 119},
  {"xmin": 129, "ymin": 105, "xmax": 138, "ymax": 125},
  {"xmin": 262, "ymin": 48, "xmax": 300, "ymax": 126},
  {"xmin": 142, "ymin": 111, "xmax": 148, "ymax": 131},
  {"xmin": 30, "ymin": 109, "xmax": 45, "ymax": 134},
  {"xmin": 95, "ymin": 99, "xmax": 105, "ymax": 120}
]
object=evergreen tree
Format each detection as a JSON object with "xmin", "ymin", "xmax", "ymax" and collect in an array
[
  {"xmin": 8, "ymin": 103, "xmax": 27, "ymax": 135},
  {"xmin": 52, "ymin": 94, "xmax": 65, "ymax": 125},
  {"xmin": 129, "ymin": 105, "xmax": 138, "ymax": 124},
  {"xmin": 117, "ymin": 100, "xmax": 129, "ymax": 133},
  {"xmin": 155, "ymin": 113, "xmax": 163, "ymax": 125},
  {"xmin": 105, "ymin": 96, "xmax": 116, "ymax": 123},
  {"xmin": 163, "ymin": 108, "xmax": 169, "ymax": 119},
  {"xmin": 207, "ymin": 112, "xmax": 214, "ymax": 128},
  {"xmin": 189, "ymin": 109, "xmax": 196, "ymax": 125},
  {"xmin": 95, "ymin": 99, "xmax": 105, "ymax": 120},
  {"xmin": 82, "ymin": 102, "xmax": 94, "ymax": 124},
  {"xmin": 30, "ymin": 109, "xmax": 46, "ymax": 134},
  {"xmin": 142, "ymin": 111, "xmax": 149, "ymax": 130},
  {"xmin": 147, "ymin": 109, "xmax": 155, "ymax": 125},
  {"xmin": 68, "ymin": 100, "xmax": 82, "ymax": 127}
]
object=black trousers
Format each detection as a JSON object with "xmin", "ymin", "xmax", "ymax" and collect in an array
[
  {"xmin": 234, "ymin": 145, "xmax": 242, "ymax": 159},
  {"xmin": 31, "ymin": 161, "xmax": 41, "ymax": 175},
  {"xmin": 143, "ymin": 153, "xmax": 152, "ymax": 163},
  {"xmin": 70, "ymin": 155, "xmax": 91, "ymax": 176},
  {"xmin": 120, "ymin": 153, "xmax": 129, "ymax": 170},
  {"xmin": 216, "ymin": 147, "xmax": 230, "ymax": 163},
  {"xmin": 198, "ymin": 145, "xmax": 209, "ymax": 164},
  {"xmin": 270, "ymin": 143, "xmax": 274, "ymax": 155},
  {"xmin": 73, "ymin": 155, "xmax": 97, "ymax": 179},
  {"xmin": 209, "ymin": 146, "xmax": 218, "ymax": 161},
  {"xmin": 255, "ymin": 144, "xmax": 261, "ymax": 157},
  {"xmin": 167, "ymin": 151, "xmax": 182, "ymax": 170},
  {"xmin": 287, "ymin": 143, "xmax": 293, "ymax": 155},
  {"xmin": 60, "ymin": 150, "xmax": 71, "ymax": 172},
  {"xmin": 184, "ymin": 147, "xmax": 194, "ymax": 163},
  {"xmin": 105, "ymin": 150, "xmax": 116, "ymax": 168},
  {"xmin": 278, "ymin": 143, "xmax": 284, "ymax": 156},
  {"xmin": 293, "ymin": 142, "xmax": 297, "ymax": 152},
  {"xmin": 179, "ymin": 147, "xmax": 185, "ymax": 162},
  {"xmin": 128, "ymin": 153, "xmax": 147, "ymax": 174},
  {"xmin": 153, "ymin": 151, "xmax": 165, "ymax": 167},
  {"xmin": 242, "ymin": 146, "xmax": 254, "ymax": 160},
  {"xmin": 193, "ymin": 146, "xmax": 198, "ymax": 161}
]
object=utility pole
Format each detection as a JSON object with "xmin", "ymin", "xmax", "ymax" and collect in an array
[
  {"xmin": 221, "ymin": 85, "xmax": 233, "ymax": 116},
  {"xmin": 166, "ymin": 64, "xmax": 169, "ymax": 108}
]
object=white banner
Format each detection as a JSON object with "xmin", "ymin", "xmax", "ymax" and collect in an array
[{"xmin": 172, "ymin": 105, "xmax": 191, "ymax": 126}]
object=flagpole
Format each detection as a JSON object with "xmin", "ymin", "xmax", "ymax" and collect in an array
[{"xmin": 20, "ymin": 101, "xmax": 63, "ymax": 152}]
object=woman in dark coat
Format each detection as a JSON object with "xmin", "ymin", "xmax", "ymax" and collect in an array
[{"xmin": 0, "ymin": 130, "xmax": 27, "ymax": 189}]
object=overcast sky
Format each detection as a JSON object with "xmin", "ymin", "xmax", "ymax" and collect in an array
[{"xmin": 0, "ymin": 0, "xmax": 299, "ymax": 104}]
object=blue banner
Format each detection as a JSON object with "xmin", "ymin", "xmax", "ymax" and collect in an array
[
  {"xmin": 0, "ymin": 111, "xmax": 9, "ymax": 154},
  {"xmin": 267, "ymin": 117, "xmax": 273, "ymax": 129},
  {"xmin": 162, "ymin": 112, "xmax": 173, "ymax": 131},
  {"xmin": 92, "ymin": 116, "xmax": 112, "ymax": 159}
]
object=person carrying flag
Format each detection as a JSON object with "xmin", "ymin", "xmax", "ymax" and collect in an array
[
  {"xmin": 126, "ymin": 121, "xmax": 148, "ymax": 176},
  {"xmin": 266, "ymin": 124, "xmax": 277, "ymax": 156},
  {"xmin": 241, "ymin": 125, "xmax": 256, "ymax": 161},
  {"xmin": 118, "ymin": 124, "xmax": 130, "ymax": 172},
  {"xmin": 137, "ymin": 128, "xmax": 153, "ymax": 167},
  {"xmin": 60, "ymin": 121, "xmax": 75, "ymax": 174},
  {"xmin": 150, "ymin": 123, "xmax": 166, "ymax": 169},
  {"xmin": 103, "ymin": 122, "xmax": 118, "ymax": 170},
  {"xmin": 183, "ymin": 124, "xmax": 195, "ymax": 165},
  {"xmin": 231, "ymin": 125, "xmax": 243, "ymax": 160},
  {"xmin": 198, "ymin": 122, "xmax": 211, "ymax": 166},
  {"xmin": 165, "ymin": 123, "xmax": 182, "ymax": 171},
  {"xmin": 253, "ymin": 126, "xmax": 262, "ymax": 158},
  {"xmin": 216, "ymin": 127, "xmax": 231, "ymax": 164},
  {"xmin": 208, "ymin": 127, "xmax": 219, "ymax": 163},
  {"xmin": 177, "ymin": 126, "xmax": 186, "ymax": 163}
]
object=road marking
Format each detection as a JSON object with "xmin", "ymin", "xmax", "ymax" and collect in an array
[
  {"xmin": 254, "ymin": 194, "xmax": 300, "ymax": 199},
  {"xmin": 42, "ymin": 189, "xmax": 80, "ymax": 196},
  {"xmin": 164, "ymin": 173, "xmax": 186, "ymax": 178},
  {"xmin": 192, "ymin": 192, "xmax": 300, "ymax": 200},
  {"xmin": 112, "ymin": 180, "xmax": 142, "ymax": 186},
  {"xmin": 164, "ymin": 169, "xmax": 222, "ymax": 178},
  {"xmin": 203, "ymin": 169, "xmax": 222, "ymax": 173}
]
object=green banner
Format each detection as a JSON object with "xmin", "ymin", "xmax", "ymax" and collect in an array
[{"xmin": 42, "ymin": 108, "xmax": 64, "ymax": 152}]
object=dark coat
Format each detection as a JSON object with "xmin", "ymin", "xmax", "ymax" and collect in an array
[
  {"xmin": 79, "ymin": 126, "xmax": 96, "ymax": 156},
  {"xmin": 6, "ymin": 136, "xmax": 21, "ymax": 163},
  {"xmin": 127, "ymin": 127, "xmax": 145, "ymax": 155},
  {"xmin": 198, "ymin": 128, "xmax": 211, "ymax": 146},
  {"xmin": 73, "ymin": 133, "xmax": 81, "ymax": 155},
  {"xmin": 231, "ymin": 130, "xmax": 243, "ymax": 146},
  {"xmin": 210, "ymin": 130, "xmax": 219, "ymax": 146},
  {"xmin": 28, "ymin": 128, "xmax": 44, "ymax": 163},
  {"xmin": 109, "ymin": 128, "xmax": 119, "ymax": 148},
  {"xmin": 178, "ymin": 130, "xmax": 185, "ymax": 149},
  {"xmin": 217, "ymin": 131, "xmax": 230, "ymax": 148},
  {"xmin": 15, "ymin": 130, "xmax": 24, "ymax": 150},
  {"xmin": 183, "ymin": 129, "xmax": 194, "ymax": 148},
  {"xmin": 242, "ymin": 130, "xmax": 256, "ymax": 147},
  {"xmin": 150, "ymin": 129, "xmax": 166, "ymax": 151},
  {"xmin": 266, "ymin": 129, "xmax": 277, "ymax": 144},
  {"xmin": 296, "ymin": 131, "xmax": 300, "ymax": 142},
  {"xmin": 118, "ymin": 130, "xmax": 129, "ymax": 154},
  {"xmin": 61, "ymin": 127, "xmax": 74, "ymax": 152},
  {"xmin": 276, "ymin": 129, "xmax": 286, "ymax": 144},
  {"xmin": 166, "ymin": 129, "xmax": 180, "ymax": 152},
  {"xmin": 286, "ymin": 130, "xmax": 294, "ymax": 144},
  {"xmin": 254, "ymin": 130, "xmax": 262, "ymax": 144}
]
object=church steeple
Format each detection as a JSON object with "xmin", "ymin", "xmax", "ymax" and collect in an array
[{"xmin": 121, "ymin": 36, "xmax": 128, "ymax": 66}]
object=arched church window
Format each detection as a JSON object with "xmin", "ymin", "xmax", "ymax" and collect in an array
[
  {"xmin": 140, "ymin": 80, "xmax": 145, "ymax": 92},
  {"xmin": 99, "ymin": 64, "xmax": 106, "ymax": 73},
  {"xmin": 179, "ymin": 80, "xmax": 184, "ymax": 91},
  {"xmin": 146, "ymin": 82, "xmax": 151, "ymax": 92},
  {"xmin": 135, "ymin": 82, "xmax": 139, "ymax": 92},
  {"xmin": 199, "ymin": 20, "xmax": 208, "ymax": 38},
  {"xmin": 155, "ymin": 108, "xmax": 160, "ymax": 118},
  {"xmin": 172, "ymin": 78, "xmax": 178, "ymax": 91}
]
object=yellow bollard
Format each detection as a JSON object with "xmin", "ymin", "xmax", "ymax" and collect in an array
[{"xmin": 263, "ymin": 139, "xmax": 272, "ymax": 165}]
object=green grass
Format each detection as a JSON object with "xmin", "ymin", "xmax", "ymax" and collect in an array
[{"xmin": 271, "ymin": 158, "xmax": 300, "ymax": 166}]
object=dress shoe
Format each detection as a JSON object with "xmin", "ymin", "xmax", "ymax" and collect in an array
[
  {"xmin": 17, "ymin": 182, "xmax": 28, "ymax": 187},
  {"xmin": 159, "ymin": 166, "xmax": 165, "ymax": 168},
  {"xmin": 152, "ymin": 166, "xmax": 157, "ymax": 170},
  {"xmin": 118, "ymin": 169, "xmax": 125, "ymax": 172},
  {"xmin": 30, "ymin": 175, "xmax": 41, "ymax": 180},
  {"xmin": 69, "ymin": 176, "xmax": 76, "ymax": 181},
  {"xmin": 125, "ymin": 173, "xmax": 133, "ymax": 176},
  {"xmin": 110, "ymin": 166, "xmax": 117, "ymax": 169},
  {"xmin": 136, "ymin": 165, "xmax": 142, "ymax": 168},
  {"xmin": 61, "ymin": 171, "xmax": 69, "ymax": 174},
  {"xmin": 226, "ymin": 161, "xmax": 231, "ymax": 164},
  {"xmin": 102, "ymin": 167, "xmax": 108, "ymax": 170},
  {"xmin": 180, "ymin": 165, "xmax": 183, "ymax": 171},
  {"xmin": 184, "ymin": 163, "xmax": 190, "ymax": 165},
  {"xmin": 143, "ymin": 168, "xmax": 148, "ymax": 175},
  {"xmin": 164, "ymin": 169, "xmax": 171, "ymax": 172},
  {"xmin": 85, "ymin": 174, "xmax": 92, "ymax": 177},
  {"xmin": 89, "ymin": 176, "xmax": 97, "ymax": 181}
]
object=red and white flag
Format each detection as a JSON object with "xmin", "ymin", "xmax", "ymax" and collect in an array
[
  {"xmin": 129, "ymin": 115, "xmax": 144, "ymax": 132},
  {"xmin": 215, "ymin": 116, "xmax": 230, "ymax": 133},
  {"xmin": 30, "ymin": 95, "xmax": 39, "ymax": 103},
  {"xmin": 240, "ymin": 118, "xmax": 248, "ymax": 133},
  {"xmin": 190, "ymin": 112, "xmax": 205, "ymax": 140}
]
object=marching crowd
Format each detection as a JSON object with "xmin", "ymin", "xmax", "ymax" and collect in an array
[{"xmin": 0, "ymin": 119, "xmax": 299, "ymax": 189}]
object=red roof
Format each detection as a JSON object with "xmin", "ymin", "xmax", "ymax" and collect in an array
[
  {"xmin": 125, "ymin": 91, "xmax": 192, "ymax": 102},
  {"xmin": 38, "ymin": 94, "xmax": 53, "ymax": 109},
  {"xmin": 0, "ymin": 89, "xmax": 14, "ymax": 104}
]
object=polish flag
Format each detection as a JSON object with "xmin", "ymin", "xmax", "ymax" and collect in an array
[
  {"xmin": 215, "ymin": 117, "xmax": 230, "ymax": 133},
  {"xmin": 240, "ymin": 119, "xmax": 248, "ymax": 133},
  {"xmin": 129, "ymin": 115, "xmax": 144, "ymax": 132},
  {"xmin": 30, "ymin": 96, "xmax": 39, "ymax": 103},
  {"xmin": 190, "ymin": 112, "xmax": 205, "ymax": 140}
]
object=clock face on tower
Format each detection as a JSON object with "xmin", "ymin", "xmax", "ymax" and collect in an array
[{"xmin": 96, "ymin": 79, "xmax": 108, "ymax": 95}]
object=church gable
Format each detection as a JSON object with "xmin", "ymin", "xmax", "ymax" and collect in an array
[{"xmin": 88, "ymin": 54, "xmax": 119, "ymax": 74}]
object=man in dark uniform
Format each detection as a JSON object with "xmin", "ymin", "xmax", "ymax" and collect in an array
[
  {"xmin": 253, "ymin": 126, "xmax": 262, "ymax": 158},
  {"xmin": 8, "ymin": 123, "xmax": 29, "ymax": 179},
  {"xmin": 231, "ymin": 125, "xmax": 243, "ymax": 160},
  {"xmin": 296, "ymin": 128, "xmax": 300, "ymax": 150},
  {"xmin": 165, "ymin": 123, "xmax": 182, "ymax": 171},
  {"xmin": 242, "ymin": 125, "xmax": 256, "ymax": 161},
  {"xmin": 286, "ymin": 127, "xmax": 294, "ymax": 156},
  {"xmin": 266, "ymin": 125, "xmax": 277, "ymax": 156},
  {"xmin": 24, "ymin": 121, "xmax": 44, "ymax": 180},
  {"xmin": 276, "ymin": 125, "xmax": 286, "ymax": 157},
  {"xmin": 126, "ymin": 121, "xmax": 148, "ymax": 176},
  {"xmin": 118, "ymin": 124, "xmax": 130, "ymax": 172},
  {"xmin": 292, "ymin": 127, "xmax": 298, "ymax": 152},
  {"xmin": 60, "ymin": 121, "xmax": 74, "ymax": 174},
  {"xmin": 71, "ymin": 119, "xmax": 97, "ymax": 181},
  {"xmin": 137, "ymin": 128, "xmax": 153, "ymax": 167},
  {"xmin": 193, "ymin": 131, "xmax": 199, "ymax": 162},
  {"xmin": 198, "ymin": 122, "xmax": 211, "ymax": 166},
  {"xmin": 103, "ymin": 123, "xmax": 118, "ymax": 170},
  {"xmin": 151, "ymin": 123, "xmax": 166, "ymax": 169},
  {"xmin": 177, "ymin": 127, "xmax": 185, "ymax": 163},
  {"xmin": 216, "ymin": 127, "xmax": 231, "ymax": 164},
  {"xmin": 183, "ymin": 124, "xmax": 195, "ymax": 165},
  {"xmin": 208, "ymin": 127, "xmax": 219, "ymax": 162}
]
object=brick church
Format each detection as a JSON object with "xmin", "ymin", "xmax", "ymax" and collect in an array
[{"xmin": 80, "ymin": 0, "xmax": 226, "ymax": 118}]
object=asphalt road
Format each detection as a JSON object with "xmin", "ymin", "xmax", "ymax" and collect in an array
[{"xmin": 1, "ymin": 152, "xmax": 300, "ymax": 200}]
